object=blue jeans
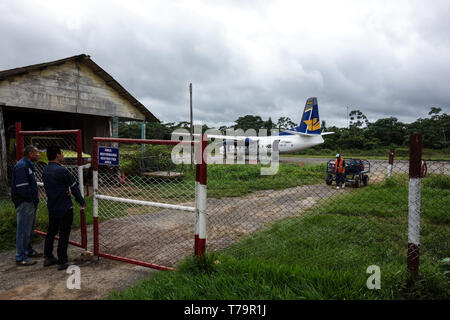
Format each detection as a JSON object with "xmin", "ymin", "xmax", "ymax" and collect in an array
[{"xmin": 15, "ymin": 202, "xmax": 37, "ymax": 261}]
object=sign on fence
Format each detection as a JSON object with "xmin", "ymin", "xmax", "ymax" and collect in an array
[{"xmin": 98, "ymin": 147, "xmax": 119, "ymax": 166}]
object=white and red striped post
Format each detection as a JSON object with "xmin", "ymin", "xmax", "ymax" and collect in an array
[
  {"xmin": 195, "ymin": 134, "xmax": 207, "ymax": 257},
  {"xmin": 92, "ymin": 139, "xmax": 99, "ymax": 256},
  {"xmin": 408, "ymin": 134, "xmax": 422, "ymax": 277},
  {"xmin": 387, "ymin": 148, "xmax": 395, "ymax": 178}
]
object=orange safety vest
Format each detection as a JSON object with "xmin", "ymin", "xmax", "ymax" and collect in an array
[{"xmin": 335, "ymin": 157, "xmax": 345, "ymax": 174}]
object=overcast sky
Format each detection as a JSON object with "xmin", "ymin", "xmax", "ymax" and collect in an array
[{"xmin": 1, "ymin": 0, "xmax": 449, "ymax": 128}]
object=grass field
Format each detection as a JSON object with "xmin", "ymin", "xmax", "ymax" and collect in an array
[
  {"xmin": 283, "ymin": 147, "xmax": 450, "ymax": 161},
  {"xmin": 205, "ymin": 163, "xmax": 325, "ymax": 198},
  {"xmin": 108, "ymin": 174, "xmax": 450, "ymax": 300}
]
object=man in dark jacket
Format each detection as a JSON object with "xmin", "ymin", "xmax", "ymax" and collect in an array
[
  {"xmin": 11, "ymin": 145, "xmax": 42, "ymax": 266},
  {"xmin": 42, "ymin": 146, "xmax": 86, "ymax": 270}
]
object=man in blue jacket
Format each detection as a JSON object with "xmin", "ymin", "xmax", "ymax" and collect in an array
[
  {"xmin": 11, "ymin": 145, "xmax": 42, "ymax": 266},
  {"xmin": 42, "ymin": 146, "xmax": 86, "ymax": 270}
]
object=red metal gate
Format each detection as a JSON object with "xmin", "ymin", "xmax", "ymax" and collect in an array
[
  {"xmin": 92, "ymin": 136, "xmax": 207, "ymax": 270},
  {"xmin": 15, "ymin": 122, "xmax": 88, "ymax": 249}
]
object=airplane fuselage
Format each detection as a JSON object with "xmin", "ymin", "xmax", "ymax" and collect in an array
[{"xmin": 219, "ymin": 134, "xmax": 324, "ymax": 154}]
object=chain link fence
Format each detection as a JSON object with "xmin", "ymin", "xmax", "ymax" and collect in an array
[
  {"xmin": 92, "ymin": 138, "xmax": 200, "ymax": 270},
  {"xmin": 2, "ymin": 128, "xmax": 447, "ymax": 295},
  {"xmin": 89, "ymin": 135, "xmax": 448, "ymax": 290},
  {"xmin": 203, "ymin": 151, "xmax": 449, "ymax": 292}
]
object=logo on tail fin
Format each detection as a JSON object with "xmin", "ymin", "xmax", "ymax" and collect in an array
[
  {"xmin": 279, "ymin": 97, "xmax": 322, "ymax": 136},
  {"xmin": 298, "ymin": 97, "xmax": 321, "ymax": 134}
]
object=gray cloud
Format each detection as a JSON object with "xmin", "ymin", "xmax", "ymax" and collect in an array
[{"xmin": 1, "ymin": 0, "xmax": 449, "ymax": 129}]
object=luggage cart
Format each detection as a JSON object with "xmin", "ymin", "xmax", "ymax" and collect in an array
[{"xmin": 326, "ymin": 158, "xmax": 370, "ymax": 188}]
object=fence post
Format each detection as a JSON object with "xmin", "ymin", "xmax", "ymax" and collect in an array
[
  {"xmin": 408, "ymin": 134, "xmax": 422, "ymax": 277},
  {"xmin": 80, "ymin": 208, "xmax": 87, "ymax": 249},
  {"xmin": 92, "ymin": 139, "xmax": 99, "ymax": 256},
  {"xmin": 76, "ymin": 130, "xmax": 84, "ymax": 197},
  {"xmin": 194, "ymin": 156, "xmax": 200, "ymax": 255},
  {"xmin": 195, "ymin": 134, "xmax": 207, "ymax": 257},
  {"xmin": 387, "ymin": 148, "xmax": 395, "ymax": 178}
]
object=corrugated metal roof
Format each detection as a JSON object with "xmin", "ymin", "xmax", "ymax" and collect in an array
[{"xmin": 0, "ymin": 54, "xmax": 159, "ymax": 122}]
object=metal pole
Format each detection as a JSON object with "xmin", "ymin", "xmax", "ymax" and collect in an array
[
  {"xmin": 408, "ymin": 134, "xmax": 422, "ymax": 277},
  {"xmin": 76, "ymin": 130, "xmax": 84, "ymax": 197},
  {"xmin": 141, "ymin": 121, "xmax": 146, "ymax": 157},
  {"xmin": 190, "ymin": 83, "xmax": 193, "ymax": 169},
  {"xmin": 387, "ymin": 148, "xmax": 395, "ymax": 178},
  {"xmin": 196, "ymin": 135, "xmax": 207, "ymax": 257},
  {"xmin": 92, "ymin": 139, "xmax": 99, "ymax": 256},
  {"xmin": 347, "ymin": 106, "xmax": 349, "ymax": 129}
]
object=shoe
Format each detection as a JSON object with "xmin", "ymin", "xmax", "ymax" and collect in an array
[
  {"xmin": 16, "ymin": 258, "xmax": 36, "ymax": 266},
  {"xmin": 28, "ymin": 250, "xmax": 43, "ymax": 258},
  {"xmin": 336, "ymin": 186, "xmax": 340, "ymax": 190},
  {"xmin": 57, "ymin": 263, "xmax": 70, "ymax": 271},
  {"xmin": 44, "ymin": 256, "xmax": 58, "ymax": 267},
  {"xmin": 342, "ymin": 184, "xmax": 345, "ymax": 189}
]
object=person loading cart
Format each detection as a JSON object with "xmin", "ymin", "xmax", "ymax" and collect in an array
[{"xmin": 335, "ymin": 154, "xmax": 346, "ymax": 189}]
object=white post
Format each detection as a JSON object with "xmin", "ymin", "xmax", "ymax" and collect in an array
[
  {"xmin": 93, "ymin": 170, "xmax": 98, "ymax": 218},
  {"xmin": 78, "ymin": 165, "xmax": 84, "ymax": 197},
  {"xmin": 198, "ymin": 183, "xmax": 207, "ymax": 250},
  {"xmin": 194, "ymin": 180, "xmax": 199, "ymax": 254},
  {"xmin": 407, "ymin": 135, "xmax": 421, "ymax": 277}
]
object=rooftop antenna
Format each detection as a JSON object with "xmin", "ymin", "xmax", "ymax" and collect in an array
[{"xmin": 347, "ymin": 106, "xmax": 349, "ymax": 128}]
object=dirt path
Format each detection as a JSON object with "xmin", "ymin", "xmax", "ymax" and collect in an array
[
  {"xmin": 0, "ymin": 243, "xmax": 155, "ymax": 300},
  {"xmin": 0, "ymin": 177, "xmax": 378, "ymax": 300}
]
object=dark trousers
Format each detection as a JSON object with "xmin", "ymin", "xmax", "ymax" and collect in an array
[
  {"xmin": 44, "ymin": 209, "xmax": 73, "ymax": 264},
  {"xmin": 336, "ymin": 173, "xmax": 345, "ymax": 186}
]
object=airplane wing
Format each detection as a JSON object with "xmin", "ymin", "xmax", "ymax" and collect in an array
[
  {"xmin": 172, "ymin": 132, "xmax": 257, "ymax": 141},
  {"xmin": 281, "ymin": 130, "xmax": 335, "ymax": 136}
]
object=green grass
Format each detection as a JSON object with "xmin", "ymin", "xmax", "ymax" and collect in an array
[
  {"xmin": 114, "ymin": 162, "xmax": 325, "ymax": 201},
  {"xmin": 108, "ymin": 174, "xmax": 450, "ymax": 300},
  {"xmin": 283, "ymin": 147, "xmax": 450, "ymax": 161},
  {"xmin": 0, "ymin": 197, "xmax": 93, "ymax": 251},
  {"xmin": 206, "ymin": 163, "xmax": 325, "ymax": 198}
]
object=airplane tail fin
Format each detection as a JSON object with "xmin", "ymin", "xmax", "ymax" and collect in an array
[
  {"xmin": 281, "ymin": 97, "xmax": 322, "ymax": 136},
  {"xmin": 298, "ymin": 97, "xmax": 321, "ymax": 134}
]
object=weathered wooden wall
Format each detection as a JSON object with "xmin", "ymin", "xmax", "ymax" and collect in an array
[{"xmin": 0, "ymin": 60, "xmax": 145, "ymax": 120}]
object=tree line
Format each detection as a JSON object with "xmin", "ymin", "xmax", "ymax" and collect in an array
[{"xmin": 119, "ymin": 107, "xmax": 449, "ymax": 151}]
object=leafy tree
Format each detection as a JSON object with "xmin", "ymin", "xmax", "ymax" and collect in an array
[
  {"xmin": 276, "ymin": 117, "xmax": 297, "ymax": 130},
  {"xmin": 233, "ymin": 115, "xmax": 265, "ymax": 132},
  {"xmin": 349, "ymin": 110, "xmax": 369, "ymax": 128},
  {"xmin": 366, "ymin": 117, "xmax": 407, "ymax": 147},
  {"xmin": 218, "ymin": 125, "xmax": 229, "ymax": 134},
  {"xmin": 408, "ymin": 107, "xmax": 449, "ymax": 149}
]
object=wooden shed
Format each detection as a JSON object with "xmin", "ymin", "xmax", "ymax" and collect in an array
[{"xmin": 0, "ymin": 54, "xmax": 159, "ymax": 188}]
